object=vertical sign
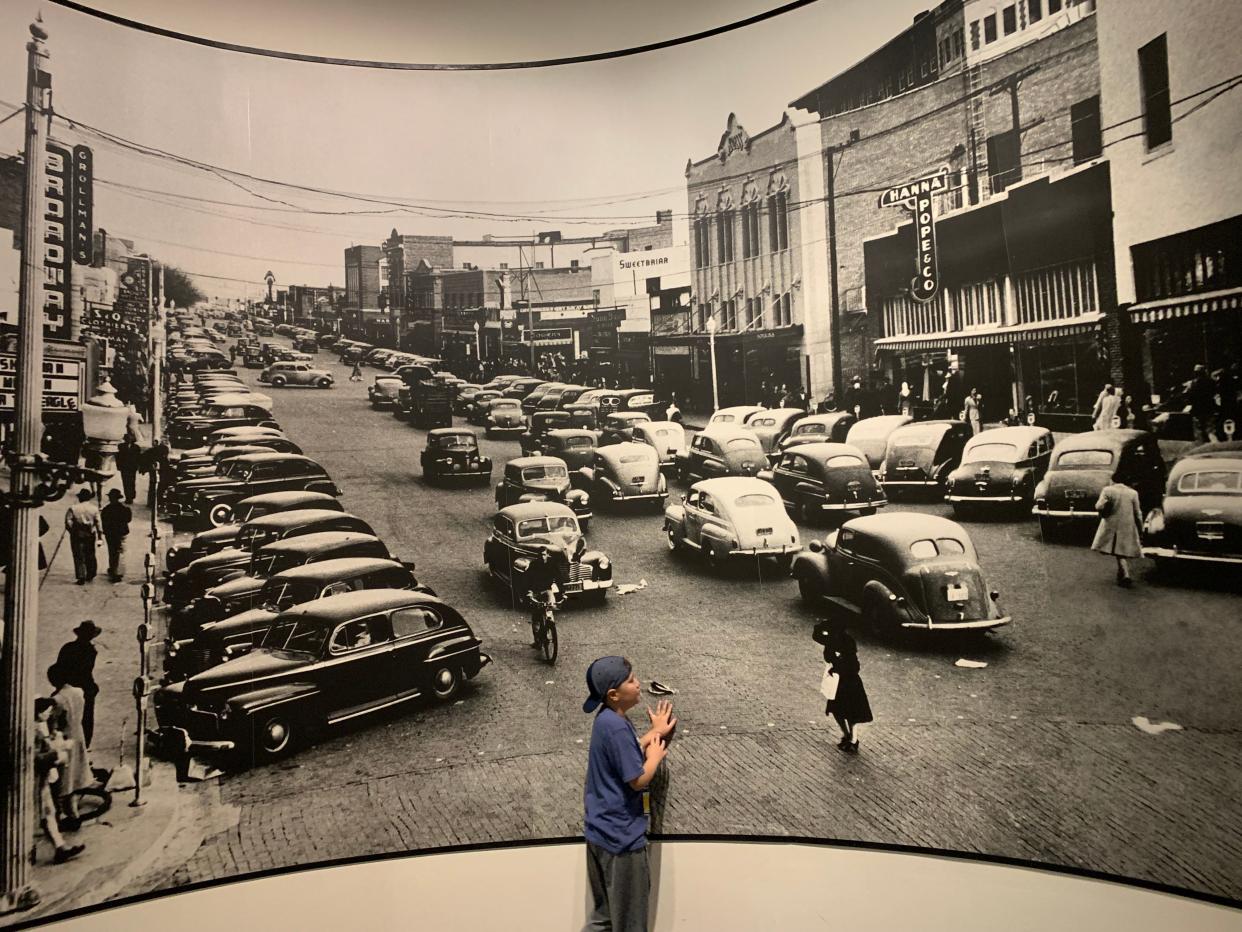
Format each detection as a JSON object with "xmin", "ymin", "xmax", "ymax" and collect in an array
[
  {"xmin": 71, "ymin": 144, "xmax": 93, "ymax": 265},
  {"xmin": 878, "ymin": 168, "xmax": 950, "ymax": 304},
  {"xmin": 42, "ymin": 142, "xmax": 72, "ymax": 338}
]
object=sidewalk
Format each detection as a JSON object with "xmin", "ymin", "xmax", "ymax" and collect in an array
[{"xmin": 7, "ymin": 458, "xmax": 185, "ymax": 925}]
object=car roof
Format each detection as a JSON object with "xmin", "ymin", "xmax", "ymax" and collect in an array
[
  {"xmin": 546, "ymin": 428, "xmax": 597, "ymax": 440},
  {"xmin": 842, "ymin": 512, "xmax": 969, "ymax": 543},
  {"xmin": 498, "ymin": 501, "xmax": 577, "ymax": 520},
  {"xmin": 963, "ymin": 425, "xmax": 1049, "ymax": 447},
  {"xmin": 236, "ymin": 490, "xmax": 337, "ymax": 508},
  {"xmin": 782, "ymin": 442, "xmax": 869, "ymax": 461},
  {"xmin": 749, "ymin": 408, "xmax": 804, "ymax": 423},
  {"xmin": 637, "ymin": 420, "xmax": 683, "ymax": 432},
  {"xmin": 204, "ymin": 392, "xmax": 271, "ymax": 407},
  {"xmin": 712, "ymin": 405, "xmax": 765, "ymax": 418},
  {"xmin": 269, "ymin": 557, "xmax": 402, "ymax": 583},
  {"xmin": 278, "ymin": 588, "xmax": 446, "ymax": 624},
  {"xmin": 255, "ymin": 532, "xmax": 380, "ymax": 554},
  {"xmin": 1180, "ymin": 440, "xmax": 1242, "ymax": 458},
  {"xmin": 1055, "ymin": 429, "xmax": 1149, "ymax": 453},
  {"xmin": 428, "ymin": 427, "xmax": 475, "ymax": 437},
  {"xmin": 509, "ymin": 455, "xmax": 566, "ymax": 468},
  {"xmin": 230, "ymin": 452, "xmax": 318, "ymax": 466},
  {"xmin": 243, "ymin": 508, "xmax": 358, "ymax": 530},
  {"xmin": 795, "ymin": 412, "xmax": 854, "ymax": 426},
  {"xmin": 699, "ymin": 424, "xmax": 762, "ymax": 441},
  {"xmin": 889, "ymin": 419, "xmax": 963, "ymax": 439},
  {"xmin": 691, "ymin": 476, "xmax": 779, "ymax": 498},
  {"xmin": 595, "ymin": 441, "xmax": 657, "ymax": 460},
  {"xmin": 1168, "ymin": 452, "xmax": 1242, "ymax": 480}
]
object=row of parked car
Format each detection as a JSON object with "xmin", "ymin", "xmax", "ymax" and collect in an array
[{"xmin": 153, "ymin": 346, "xmax": 492, "ymax": 767}]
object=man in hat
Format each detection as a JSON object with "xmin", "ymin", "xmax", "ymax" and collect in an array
[
  {"xmin": 64, "ymin": 488, "xmax": 102, "ymax": 584},
  {"xmin": 581, "ymin": 656, "xmax": 676, "ymax": 932},
  {"xmin": 115, "ymin": 434, "xmax": 142, "ymax": 504},
  {"xmin": 56, "ymin": 621, "xmax": 102, "ymax": 747},
  {"xmin": 100, "ymin": 488, "xmax": 132, "ymax": 583}
]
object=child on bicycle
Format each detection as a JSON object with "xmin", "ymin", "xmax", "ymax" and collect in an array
[
  {"xmin": 581, "ymin": 656, "xmax": 676, "ymax": 932},
  {"xmin": 525, "ymin": 548, "xmax": 561, "ymax": 648}
]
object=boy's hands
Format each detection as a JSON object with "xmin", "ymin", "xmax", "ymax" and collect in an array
[
  {"xmin": 644, "ymin": 735, "xmax": 668, "ymax": 766},
  {"xmin": 647, "ymin": 699, "xmax": 677, "ymax": 741}
]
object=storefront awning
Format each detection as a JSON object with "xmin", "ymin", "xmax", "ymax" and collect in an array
[
  {"xmin": 874, "ymin": 312, "xmax": 1103, "ymax": 353},
  {"xmin": 1127, "ymin": 287, "xmax": 1242, "ymax": 324}
]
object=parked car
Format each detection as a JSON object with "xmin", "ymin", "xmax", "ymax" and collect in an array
[
  {"xmin": 339, "ymin": 343, "xmax": 374, "ymax": 364},
  {"xmin": 495, "ymin": 456, "xmax": 592, "ymax": 524},
  {"xmin": 502, "ymin": 378, "xmax": 547, "ymax": 400},
  {"xmin": 483, "ymin": 397, "xmax": 526, "ymax": 437},
  {"xmin": 465, "ymin": 390, "xmax": 502, "ymax": 424},
  {"xmin": 599, "ymin": 412, "xmax": 652, "ymax": 447},
  {"xmin": 776, "ymin": 411, "xmax": 859, "ymax": 456},
  {"xmin": 173, "ymin": 444, "xmax": 289, "ymax": 482},
  {"xmin": 173, "ymin": 435, "xmax": 302, "ymax": 469},
  {"xmin": 632, "ymin": 421, "xmax": 687, "ymax": 471},
  {"xmin": 878, "ymin": 420, "xmax": 973, "ymax": 496},
  {"xmin": 259, "ymin": 362, "xmax": 334, "ymax": 388},
  {"xmin": 676, "ymin": 426, "xmax": 767, "ymax": 483},
  {"xmin": 368, "ymin": 375, "xmax": 405, "ymax": 409},
  {"xmin": 169, "ymin": 393, "xmax": 280, "ymax": 448},
  {"xmin": 421, "ymin": 428, "xmax": 492, "ymax": 485},
  {"xmin": 663, "ymin": 476, "xmax": 801, "ymax": 570},
  {"xmin": 1032, "ymin": 430, "xmax": 1166, "ymax": 537},
  {"xmin": 707, "ymin": 405, "xmax": 766, "ymax": 427},
  {"xmin": 944, "ymin": 426, "xmax": 1055, "ymax": 516},
  {"xmin": 540, "ymin": 429, "xmax": 598, "ymax": 470},
  {"xmin": 845, "ymin": 415, "xmax": 914, "ymax": 471},
  {"xmin": 540, "ymin": 384, "xmax": 589, "ymax": 411},
  {"xmin": 745, "ymin": 408, "xmax": 807, "ymax": 455},
  {"xmin": 576, "ymin": 442, "xmax": 667, "ymax": 511},
  {"xmin": 613, "ymin": 389, "xmax": 661, "ymax": 419},
  {"xmin": 202, "ymin": 425, "xmax": 287, "ymax": 448},
  {"xmin": 791, "ymin": 513, "xmax": 1010, "ymax": 638},
  {"xmin": 154, "ymin": 589, "xmax": 491, "ymax": 765},
  {"xmin": 1142, "ymin": 444, "xmax": 1242, "ymax": 570},
  {"xmin": 758, "ymin": 442, "xmax": 886, "ymax": 520},
  {"xmin": 452, "ymin": 385, "xmax": 485, "ymax": 416},
  {"xmin": 171, "ymin": 453, "xmax": 342, "ymax": 528},
  {"xmin": 483, "ymin": 503, "xmax": 612, "ymax": 602},
  {"xmin": 520, "ymin": 410, "xmax": 574, "ymax": 455},
  {"xmin": 522, "ymin": 382, "xmax": 567, "ymax": 416}
]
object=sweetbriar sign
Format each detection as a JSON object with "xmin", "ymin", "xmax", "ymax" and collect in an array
[{"xmin": 879, "ymin": 169, "xmax": 950, "ymax": 304}]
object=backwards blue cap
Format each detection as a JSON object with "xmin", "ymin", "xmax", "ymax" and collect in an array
[{"xmin": 582, "ymin": 656, "xmax": 630, "ymax": 713}]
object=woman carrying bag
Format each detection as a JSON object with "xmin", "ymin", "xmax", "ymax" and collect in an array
[
  {"xmin": 1091, "ymin": 468, "xmax": 1145, "ymax": 588},
  {"xmin": 813, "ymin": 621, "xmax": 873, "ymax": 754}
]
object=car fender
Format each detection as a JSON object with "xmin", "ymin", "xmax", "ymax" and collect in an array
[
  {"xmin": 790, "ymin": 549, "xmax": 829, "ymax": 583},
  {"xmin": 862, "ymin": 579, "xmax": 917, "ymax": 625},
  {"xmin": 793, "ymin": 480, "xmax": 822, "ymax": 500},
  {"xmin": 425, "ymin": 634, "xmax": 482, "ymax": 663},
  {"xmin": 226, "ymin": 682, "xmax": 320, "ymax": 717},
  {"xmin": 699, "ymin": 522, "xmax": 735, "ymax": 547},
  {"xmin": 663, "ymin": 504, "xmax": 686, "ymax": 531}
]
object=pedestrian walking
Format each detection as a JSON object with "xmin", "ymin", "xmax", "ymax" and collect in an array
[
  {"xmin": 1091, "ymin": 468, "xmax": 1144, "ymax": 588},
  {"xmin": 64, "ymin": 488, "xmax": 102, "ymax": 584},
  {"xmin": 963, "ymin": 387, "xmax": 983, "ymax": 435},
  {"xmin": 47, "ymin": 664, "xmax": 91, "ymax": 830},
  {"xmin": 350, "ymin": 361, "xmax": 363, "ymax": 382},
  {"xmin": 1188, "ymin": 364, "xmax": 1218, "ymax": 443},
  {"xmin": 1093, "ymin": 384, "xmax": 1121, "ymax": 431},
  {"xmin": 115, "ymin": 435, "xmax": 142, "ymax": 504},
  {"xmin": 55, "ymin": 621, "xmax": 102, "ymax": 748},
  {"xmin": 812, "ymin": 622, "xmax": 873, "ymax": 753},
  {"xmin": 34, "ymin": 698, "xmax": 85, "ymax": 865},
  {"xmin": 898, "ymin": 381, "xmax": 914, "ymax": 417},
  {"xmin": 100, "ymin": 489, "xmax": 132, "ymax": 582},
  {"xmin": 581, "ymin": 656, "xmax": 676, "ymax": 932}
]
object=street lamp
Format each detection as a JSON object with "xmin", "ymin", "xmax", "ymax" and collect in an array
[
  {"xmin": 80, "ymin": 377, "xmax": 131, "ymax": 485},
  {"xmin": 706, "ymin": 315, "xmax": 719, "ymax": 411},
  {"xmin": 473, "ymin": 321, "xmax": 481, "ymax": 360}
]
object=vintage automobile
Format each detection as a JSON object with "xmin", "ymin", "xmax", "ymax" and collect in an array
[
  {"xmin": 745, "ymin": 408, "xmax": 808, "ymax": 455},
  {"xmin": 538, "ymin": 384, "xmax": 589, "ymax": 412},
  {"xmin": 293, "ymin": 337, "xmax": 320, "ymax": 355},
  {"xmin": 944, "ymin": 426, "xmax": 1055, "ymax": 516},
  {"xmin": 165, "ymin": 510, "xmax": 377, "ymax": 610},
  {"xmin": 483, "ymin": 397, "xmax": 527, "ymax": 437},
  {"xmin": 154, "ymin": 589, "xmax": 491, "ymax": 764},
  {"xmin": 878, "ymin": 420, "xmax": 973, "ymax": 496},
  {"xmin": 362, "ymin": 347, "xmax": 395, "ymax": 368},
  {"xmin": 465, "ymin": 389, "xmax": 502, "ymax": 424},
  {"xmin": 564, "ymin": 389, "xmax": 624, "ymax": 428},
  {"xmin": 522, "ymin": 382, "xmax": 567, "ymax": 416},
  {"xmin": 520, "ymin": 410, "xmax": 574, "ymax": 455},
  {"xmin": 171, "ymin": 453, "xmax": 342, "ymax": 528},
  {"xmin": 483, "ymin": 503, "xmax": 612, "ymax": 602},
  {"xmin": 632, "ymin": 421, "xmax": 687, "ymax": 470},
  {"xmin": 339, "ymin": 342, "xmax": 374, "ymax": 364},
  {"xmin": 1032, "ymin": 429, "xmax": 1166, "ymax": 537},
  {"xmin": 1142, "ymin": 445, "xmax": 1242, "ymax": 569},
  {"xmin": 169, "ymin": 393, "xmax": 281, "ymax": 448},
  {"xmin": 173, "ymin": 444, "xmax": 289, "ymax": 482},
  {"xmin": 663, "ymin": 476, "xmax": 801, "ymax": 570},
  {"xmin": 707, "ymin": 405, "xmax": 766, "ymax": 427},
  {"xmin": 577, "ymin": 442, "xmax": 667, "ymax": 511},
  {"xmin": 494, "ymin": 456, "xmax": 592, "ymax": 524},
  {"xmin": 844, "ymin": 414, "xmax": 915, "ymax": 471},
  {"xmin": 777, "ymin": 411, "xmax": 858, "ymax": 455},
  {"xmin": 502, "ymin": 378, "xmax": 547, "ymax": 401},
  {"xmin": 598, "ymin": 411, "xmax": 653, "ymax": 447},
  {"xmin": 676, "ymin": 426, "xmax": 767, "ymax": 483},
  {"xmin": 791, "ymin": 513, "xmax": 1011, "ymax": 638},
  {"xmin": 613, "ymin": 389, "xmax": 660, "ymax": 418},
  {"xmin": 421, "ymin": 428, "xmax": 492, "ymax": 485},
  {"xmin": 368, "ymin": 375, "xmax": 405, "ymax": 409},
  {"xmin": 758, "ymin": 442, "xmax": 886, "ymax": 520},
  {"xmin": 540, "ymin": 429, "xmax": 598, "ymax": 470},
  {"xmin": 173, "ymin": 434, "xmax": 302, "ymax": 470},
  {"xmin": 259, "ymin": 361, "xmax": 334, "ymax": 388},
  {"xmin": 167, "ymin": 558, "xmax": 431, "ymax": 677},
  {"xmin": 452, "ymin": 384, "xmax": 485, "ymax": 416},
  {"xmin": 164, "ymin": 495, "xmax": 350, "ymax": 575},
  {"xmin": 204, "ymin": 425, "xmax": 287, "ymax": 447}
]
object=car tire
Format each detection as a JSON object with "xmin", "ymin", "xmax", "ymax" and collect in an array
[
  {"xmin": 271, "ymin": 375, "xmax": 287, "ymax": 387},
  {"xmin": 208, "ymin": 502, "xmax": 233, "ymax": 528},
  {"xmin": 252, "ymin": 711, "xmax": 296, "ymax": 762},
  {"xmin": 666, "ymin": 527, "xmax": 681, "ymax": 552},
  {"xmin": 317, "ymin": 377, "xmax": 332, "ymax": 388},
  {"xmin": 797, "ymin": 573, "xmax": 823, "ymax": 605},
  {"xmin": 430, "ymin": 665, "xmax": 461, "ymax": 702},
  {"xmin": 704, "ymin": 542, "xmax": 724, "ymax": 572},
  {"xmin": 1038, "ymin": 516, "xmax": 1059, "ymax": 542}
]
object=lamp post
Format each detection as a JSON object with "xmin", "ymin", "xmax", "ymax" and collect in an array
[
  {"xmin": 80, "ymin": 377, "xmax": 131, "ymax": 488},
  {"xmin": 706, "ymin": 315, "xmax": 719, "ymax": 412},
  {"xmin": 473, "ymin": 321, "xmax": 481, "ymax": 360}
]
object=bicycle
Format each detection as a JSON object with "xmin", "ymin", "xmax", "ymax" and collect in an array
[{"xmin": 527, "ymin": 589, "xmax": 564, "ymax": 664}]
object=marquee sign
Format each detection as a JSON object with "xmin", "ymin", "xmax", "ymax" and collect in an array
[
  {"xmin": 71, "ymin": 145, "xmax": 93, "ymax": 265},
  {"xmin": 878, "ymin": 169, "xmax": 950, "ymax": 304},
  {"xmin": 42, "ymin": 143, "xmax": 72, "ymax": 338},
  {"xmin": 0, "ymin": 353, "xmax": 83, "ymax": 412}
]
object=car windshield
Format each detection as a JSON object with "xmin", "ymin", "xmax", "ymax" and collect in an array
[
  {"xmin": 1054, "ymin": 449, "xmax": 1114, "ymax": 469},
  {"xmin": 1176, "ymin": 469, "xmax": 1242, "ymax": 493},
  {"xmin": 249, "ymin": 550, "xmax": 294, "ymax": 577},
  {"xmin": 795, "ymin": 423, "xmax": 826, "ymax": 435},
  {"xmin": 237, "ymin": 527, "xmax": 272, "ymax": 552},
  {"xmin": 435, "ymin": 435, "xmax": 476, "ymax": 451},
  {"xmin": 517, "ymin": 515, "xmax": 579, "ymax": 537},
  {"xmin": 231, "ymin": 463, "xmax": 255, "ymax": 480},
  {"xmin": 909, "ymin": 537, "xmax": 968, "ymax": 560},
  {"xmin": 712, "ymin": 414, "xmax": 736, "ymax": 423},
  {"xmin": 261, "ymin": 580, "xmax": 321, "ymax": 612},
  {"xmin": 725, "ymin": 438, "xmax": 761, "ymax": 452},
  {"xmin": 963, "ymin": 442, "xmax": 1021, "ymax": 464},
  {"xmin": 522, "ymin": 464, "xmax": 568, "ymax": 481},
  {"xmin": 732, "ymin": 492, "xmax": 776, "ymax": 508},
  {"xmin": 567, "ymin": 437, "xmax": 593, "ymax": 448},
  {"xmin": 265, "ymin": 620, "xmax": 328, "ymax": 655},
  {"xmin": 824, "ymin": 454, "xmax": 866, "ymax": 468},
  {"xmin": 492, "ymin": 401, "xmax": 519, "ymax": 411}
]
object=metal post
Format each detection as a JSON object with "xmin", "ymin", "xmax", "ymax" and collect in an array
[
  {"xmin": 825, "ymin": 145, "xmax": 844, "ymax": 398},
  {"xmin": 1, "ymin": 19, "xmax": 50, "ymax": 915},
  {"xmin": 707, "ymin": 318, "xmax": 719, "ymax": 411}
]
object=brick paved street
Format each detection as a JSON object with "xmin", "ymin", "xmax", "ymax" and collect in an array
[{"xmin": 146, "ymin": 354, "xmax": 1242, "ymax": 904}]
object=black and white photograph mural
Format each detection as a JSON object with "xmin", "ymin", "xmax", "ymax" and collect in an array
[{"xmin": 1, "ymin": 0, "xmax": 1240, "ymax": 926}]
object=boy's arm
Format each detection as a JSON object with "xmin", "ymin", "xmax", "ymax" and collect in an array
[{"xmin": 627, "ymin": 739, "xmax": 667, "ymax": 791}]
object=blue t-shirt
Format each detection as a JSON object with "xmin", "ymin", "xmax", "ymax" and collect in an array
[{"xmin": 583, "ymin": 707, "xmax": 647, "ymax": 854}]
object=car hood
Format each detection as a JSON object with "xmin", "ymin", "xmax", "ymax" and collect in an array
[
  {"xmin": 194, "ymin": 525, "xmax": 241, "ymax": 547},
  {"xmin": 188, "ymin": 648, "xmax": 306, "ymax": 694},
  {"xmin": 524, "ymin": 478, "xmax": 570, "ymax": 496},
  {"xmin": 187, "ymin": 547, "xmax": 248, "ymax": 576},
  {"xmin": 206, "ymin": 574, "xmax": 266, "ymax": 600},
  {"xmin": 203, "ymin": 607, "xmax": 278, "ymax": 640}
]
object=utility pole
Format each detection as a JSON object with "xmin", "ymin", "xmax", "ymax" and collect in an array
[
  {"xmin": 519, "ymin": 245, "xmax": 535, "ymax": 374},
  {"xmin": 824, "ymin": 142, "xmax": 847, "ymax": 398}
]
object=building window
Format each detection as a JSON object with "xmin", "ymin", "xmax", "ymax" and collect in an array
[
  {"xmin": 777, "ymin": 293, "xmax": 791, "ymax": 327},
  {"xmin": 535, "ymin": 261, "xmax": 545, "ymax": 269},
  {"xmin": 1070, "ymin": 96, "xmax": 1102, "ymax": 164},
  {"xmin": 722, "ymin": 299, "xmax": 738, "ymax": 331},
  {"xmin": 1002, "ymin": 5, "xmax": 1017, "ymax": 34},
  {"xmin": 694, "ymin": 217, "xmax": 711, "ymax": 268},
  {"xmin": 1131, "ymin": 216, "xmax": 1242, "ymax": 302},
  {"xmin": 741, "ymin": 202, "xmax": 761, "ymax": 259},
  {"xmin": 1028, "ymin": 0, "xmax": 1043, "ymax": 21},
  {"xmin": 986, "ymin": 129, "xmax": 1022, "ymax": 194},
  {"xmin": 983, "ymin": 13, "xmax": 997, "ymax": 43},
  {"xmin": 745, "ymin": 297, "xmax": 761, "ymax": 330},
  {"xmin": 717, "ymin": 210, "xmax": 735, "ymax": 263},
  {"xmin": 1048, "ymin": 0, "xmax": 1061, "ymax": 12},
  {"xmin": 1139, "ymin": 34, "xmax": 1172, "ymax": 150},
  {"xmin": 970, "ymin": 20, "xmax": 980, "ymax": 50},
  {"xmin": 767, "ymin": 191, "xmax": 789, "ymax": 252},
  {"xmin": 1014, "ymin": 260, "xmax": 1099, "ymax": 324},
  {"xmin": 570, "ymin": 259, "xmax": 579, "ymax": 269},
  {"xmin": 499, "ymin": 262, "xmax": 508, "ymax": 269}
]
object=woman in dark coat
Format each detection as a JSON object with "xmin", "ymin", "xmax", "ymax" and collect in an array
[{"xmin": 813, "ymin": 621, "xmax": 873, "ymax": 753}]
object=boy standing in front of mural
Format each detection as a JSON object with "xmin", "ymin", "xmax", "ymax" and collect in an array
[{"xmin": 581, "ymin": 656, "xmax": 676, "ymax": 932}]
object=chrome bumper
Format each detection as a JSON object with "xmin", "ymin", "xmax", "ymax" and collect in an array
[
  {"xmin": 1142, "ymin": 546, "xmax": 1242, "ymax": 564},
  {"xmin": 821, "ymin": 499, "xmax": 886, "ymax": 511},
  {"xmin": 1032, "ymin": 506, "xmax": 1096, "ymax": 518},
  {"xmin": 726, "ymin": 544, "xmax": 803, "ymax": 558},
  {"xmin": 947, "ymin": 493, "xmax": 1023, "ymax": 503},
  {"xmin": 902, "ymin": 614, "xmax": 1012, "ymax": 631}
]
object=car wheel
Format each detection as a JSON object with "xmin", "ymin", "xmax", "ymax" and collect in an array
[
  {"xmin": 797, "ymin": 573, "xmax": 823, "ymax": 605},
  {"xmin": 208, "ymin": 502, "xmax": 233, "ymax": 528},
  {"xmin": 317, "ymin": 377, "xmax": 332, "ymax": 388},
  {"xmin": 271, "ymin": 375, "xmax": 287, "ymax": 387},
  {"xmin": 541, "ymin": 623, "xmax": 559, "ymax": 664},
  {"xmin": 430, "ymin": 665, "xmax": 461, "ymax": 702},
  {"xmin": 704, "ymin": 543, "xmax": 724, "ymax": 572},
  {"xmin": 252, "ymin": 712, "xmax": 296, "ymax": 762},
  {"xmin": 1038, "ymin": 516, "xmax": 1059, "ymax": 542},
  {"xmin": 666, "ymin": 527, "xmax": 681, "ymax": 552}
]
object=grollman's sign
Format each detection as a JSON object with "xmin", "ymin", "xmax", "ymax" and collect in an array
[{"xmin": 878, "ymin": 169, "xmax": 950, "ymax": 304}]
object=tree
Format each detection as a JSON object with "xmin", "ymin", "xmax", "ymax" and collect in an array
[{"xmin": 162, "ymin": 265, "xmax": 206, "ymax": 308}]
